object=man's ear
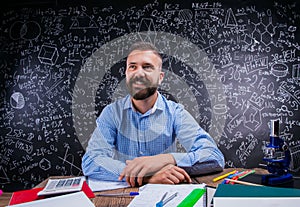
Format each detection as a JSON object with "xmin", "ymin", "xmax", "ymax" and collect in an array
[{"xmin": 159, "ymin": 71, "xmax": 164, "ymax": 84}]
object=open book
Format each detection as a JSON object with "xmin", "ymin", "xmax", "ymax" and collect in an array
[{"xmin": 128, "ymin": 183, "xmax": 206, "ymax": 207}]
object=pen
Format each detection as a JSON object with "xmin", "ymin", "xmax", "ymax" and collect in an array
[
  {"xmin": 162, "ymin": 192, "xmax": 178, "ymax": 205},
  {"xmin": 224, "ymin": 179, "xmax": 263, "ymax": 186},
  {"xmin": 230, "ymin": 171, "xmax": 247, "ymax": 182},
  {"xmin": 213, "ymin": 170, "xmax": 237, "ymax": 182},
  {"xmin": 97, "ymin": 192, "xmax": 139, "ymax": 197},
  {"xmin": 222, "ymin": 171, "xmax": 240, "ymax": 184},
  {"xmin": 229, "ymin": 169, "xmax": 256, "ymax": 184},
  {"xmin": 156, "ymin": 192, "xmax": 178, "ymax": 207}
]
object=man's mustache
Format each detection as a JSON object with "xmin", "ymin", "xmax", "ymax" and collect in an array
[{"xmin": 129, "ymin": 77, "xmax": 150, "ymax": 86}]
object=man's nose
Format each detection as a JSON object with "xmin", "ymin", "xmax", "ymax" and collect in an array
[{"xmin": 133, "ymin": 66, "xmax": 145, "ymax": 77}]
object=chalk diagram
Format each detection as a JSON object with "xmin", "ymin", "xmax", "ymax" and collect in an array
[
  {"xmin": 70, "ymin": 12, "xmax": 98, "ymax": 31},
  {"xmin": 10, "ymin": 92, "xmax": 25, "ymax": 109}
]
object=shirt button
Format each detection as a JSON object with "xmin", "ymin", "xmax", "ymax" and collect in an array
[{"xmin": 139, "ymin": 151, "xmax": 144, "ymax": 155}]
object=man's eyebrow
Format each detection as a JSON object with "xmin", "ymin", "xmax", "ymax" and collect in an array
[{"xmin": 127, "ymin": 62, "xmax": 137, "ymax": 65}]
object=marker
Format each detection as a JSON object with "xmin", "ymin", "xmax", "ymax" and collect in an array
[
  {"xmin": 238, "ymin": 169, "xmax": 255, "ymax": 179},
  {"xmin": 177, "ymin": 188, "xmax": 206, "ymax": 207},
  {"xmin": 229, "ymin": 169, "xmax": 256, "ymax": 184},
  {"xmin": 222, "ymin": 171, "xmax": 241, "ymax": 184},
  {"xmin": 0, "ymin": 189, "xmax": 2, "ymax": 196},
  {"xmin": 97, "ymin": 192, "xmax": 139, "ymax": 197},
  {"xmin": 213, "ymin": 170, "xmax": 237, "ymax": 182}
]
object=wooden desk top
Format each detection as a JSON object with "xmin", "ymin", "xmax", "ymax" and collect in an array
[
  {"xmin": 0, "ymin": 168, "xmax": 268, "ymax": 207},
  {"xmin": 0, "ymin": 192, "xmax": 12, "ymax": 207}
]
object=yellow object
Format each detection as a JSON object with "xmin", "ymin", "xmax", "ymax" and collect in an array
[{"xmin": 213, "ymin": 170, "xmax": 237, "ymax": 182}]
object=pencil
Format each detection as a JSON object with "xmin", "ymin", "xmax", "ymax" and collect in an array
[
  {"xmin": 224, "ymin": 179, "xmax": 263, "ymax": 186},
  {"xmin": 213, "ymin": 170, "xmax": 237, "ymax": 182}
]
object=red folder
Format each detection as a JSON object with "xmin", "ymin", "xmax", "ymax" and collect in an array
[
  {"xmin": 9, "ymin": 187, "xmax": 45, "ymax": 205},
  {"xmin": 9, "ymin": 181, "xmax": 95, "ymax": 205},
  {"xmin": 82, "ymin": 181, "xmax": 95, "ymax": 198}
]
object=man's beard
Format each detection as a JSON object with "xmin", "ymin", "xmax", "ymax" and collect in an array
[
  {"xmin": 132, "ymin": 87, "xmax": 157, "ymax": 100},
  {"xmin": 127, "ymin": 77, "xmax": 158, "ymax": 100}
]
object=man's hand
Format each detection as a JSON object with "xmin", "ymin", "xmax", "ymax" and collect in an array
[
  {"xmin": 144, "ymin": 164, "xmax": 192, "ymax": 184},
  {"xmin": 118, "ymin": 154, "xmax": 176, "ymax": 187}
]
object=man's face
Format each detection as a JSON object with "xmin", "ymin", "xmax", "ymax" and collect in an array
[{"xmin": 126, "ymin": 50, "xmax": 164, "ymax": 100}]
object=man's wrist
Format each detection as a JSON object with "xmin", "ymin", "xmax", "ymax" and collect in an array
[{"xmin": 159, "ymin": 154, "xmax": 176, "ymax": 166}]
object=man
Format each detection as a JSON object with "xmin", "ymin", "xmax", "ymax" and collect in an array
[{"xmin": 82, "ymin": 41, "xmax": 224, "ymax": 187}]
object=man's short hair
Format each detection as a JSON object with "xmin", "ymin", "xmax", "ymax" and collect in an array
[{"xmin": 128, "ymin": 41, "xmax": 162, "ymax": 60}]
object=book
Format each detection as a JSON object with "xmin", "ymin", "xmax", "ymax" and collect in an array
[
  {"xmin": 205, "ymin": 186, "xmax": 216, "ymax": 207},
  {"xmin": 128, "ymin": 183, "xmax": 206, "ymax": 207},
  {"xmin": 213, "ymin": 184, "xmax": 300, "ymax": 207},
  {"xmin": 9, "ymin": 181, "xmax": 94, "ymax": 205},
  {"xmin": 6, "ymin": 191, "xmax": 95, "ymax": 207}
]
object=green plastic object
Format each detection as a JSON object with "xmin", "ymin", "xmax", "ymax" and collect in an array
[{"xmin": 177, "ymin": 188, "xmax": 206, "ymax": 207}]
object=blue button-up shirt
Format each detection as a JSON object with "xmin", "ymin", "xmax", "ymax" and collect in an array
[{"xmin": 82, "ymin": 93, "xmax": 224, "ymax": 181}]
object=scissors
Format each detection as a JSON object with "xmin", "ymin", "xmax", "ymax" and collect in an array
[{"xmin": 156, "ymin": 192, "xmax": 178, "ymax": 207}]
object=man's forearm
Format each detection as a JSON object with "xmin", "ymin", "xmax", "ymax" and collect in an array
[{"xmin": 82, "ymin": 153, "xmax": 126, "ymax": 181}]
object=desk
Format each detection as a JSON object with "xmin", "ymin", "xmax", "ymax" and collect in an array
[{"xmin": 0, "ymin": 168, "xmax": 268, "ymax": 207}]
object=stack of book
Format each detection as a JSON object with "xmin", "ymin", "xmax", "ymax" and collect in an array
[{"xmin": 213, "ymin": 183, "xmax": 300, "ymax": 207}]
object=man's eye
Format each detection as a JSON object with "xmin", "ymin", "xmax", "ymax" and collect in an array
[{"xmin": 143, "ymin": 65, "xmax": 153, "ymax": 70}]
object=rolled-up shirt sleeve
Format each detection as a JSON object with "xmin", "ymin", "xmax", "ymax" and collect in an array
[{"xmin": 170, "ymin": 106, "xmax": 225, "ymax": 175}]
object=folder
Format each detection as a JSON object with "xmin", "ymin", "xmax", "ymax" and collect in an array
[
  {"xmin": 213, "ymin": 184, "xmax": 300, "ymax": 207},
  {"xmin": 8, "ymin": 187, "xmax": 45, "ymax": 205}
]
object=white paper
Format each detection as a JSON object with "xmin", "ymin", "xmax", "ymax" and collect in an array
[
  {"xmin": 87, "ymin": 177, "xmax": 130, "ymax": 192},
  {"xmin": 206, "ymin": 186, "xmax": 216, "ymax": 207},
  {"xmin": 6, "ymin": 191, "xmax": 95, "ymax": 207},
  {"xmin": 128, "ymin": 183, "xmax": 206, "ymax": 207},
  {"xmin": 214, "ymin": 197, "xmax": 300, "ymax": 207}
]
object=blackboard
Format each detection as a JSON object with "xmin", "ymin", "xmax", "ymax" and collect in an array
[{"xmin": 0, "ymin": 0, "xmax": 300, "ymax": 191}]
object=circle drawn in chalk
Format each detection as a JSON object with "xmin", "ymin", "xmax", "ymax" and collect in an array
[
  {"xmin": 10, "ymin": 92, "xmax": 25, "ymax": 109},
  {"xmin": 9, "ymin": 21, "xmax": 41, "ymax": 41}
]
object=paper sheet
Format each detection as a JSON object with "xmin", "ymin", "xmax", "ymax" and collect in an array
[
  {"xmin": 128, "ymin": 183, "xmax": 206, "ymax": 207},
  {"xmin": 87, "ymin": 178, "xmax": 130, "ymax": 192}
]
